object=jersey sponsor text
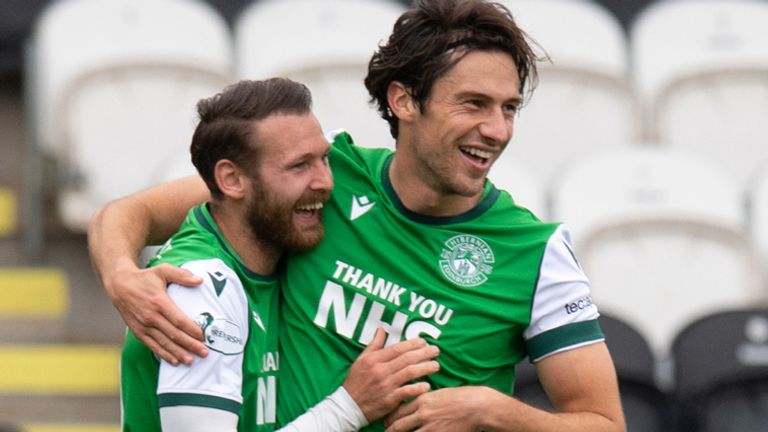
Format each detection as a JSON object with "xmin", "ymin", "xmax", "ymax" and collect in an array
[{"xmin": 314, "ymin": 260, "xmax": 455, "ymax": 345}]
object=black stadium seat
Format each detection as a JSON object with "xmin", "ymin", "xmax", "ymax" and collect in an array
[
  {"xmin": 672, "ymin": 308, "xmax": 768, "ymax": 432},
  {"xmin": 514, "ymin": 313, "xmax": 673, "ymax": 432}
]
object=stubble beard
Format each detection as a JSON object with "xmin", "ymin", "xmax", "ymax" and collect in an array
[{"xmin": 246, "ymin": 186, "xmax": 327, "ymax": 253}]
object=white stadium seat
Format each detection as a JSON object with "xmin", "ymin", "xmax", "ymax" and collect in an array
[
  {"xmin": 748, "ymin": 162, "xmax": 768, "ymax": 287},
  {"xmin": 488, "ymin": 156, "xmax": 547, "ymax": 219},
  {"xmin": 551, "ymin": 147, "xmax": 763, "ymax": 355},
  {"xmin": 631, "ymin": 0, "xmax": 768, "ymax": 189},
  {"xmin": 234, "ymin": 0, "xmax": 406, "ymax": 150},
  {"xmin": 28, "ymin": 0, "xmax": 233, "ymax": 231},
  {"xmin": 498, "ymin": 0, "xmax": 641, "ymax": 187}
]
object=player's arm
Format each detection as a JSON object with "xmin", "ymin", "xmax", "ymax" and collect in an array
[
  {"xmin": 385, "ymin": 225, "xmax": 626, "ymax": 431},
  {"xmin": 161, "ymin": 406, "xmax": 238, "ymax": 432},
  {"xmin": 88, "ymin": 175, "xmax": 211, "ymax": 365},
  {"xmin": 160, "ymin": 329, "xmax": 440, "ymax": 432},
  {"xmin": 384, "ymin": 343, "xmax": 625, "ymax": 432}
]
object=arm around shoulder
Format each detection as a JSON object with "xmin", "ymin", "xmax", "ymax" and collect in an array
[{"xmin": 87, "ymin": 175, "xmax": 211, "ymax": 365}]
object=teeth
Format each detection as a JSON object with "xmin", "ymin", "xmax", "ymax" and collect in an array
[
  {"xmin": 296, "ymin": 202, "xmax": 324, "ymax": 211},
  {"xmin": 462, "ymin": 147, "xmax": 492, "ymax": 159}
]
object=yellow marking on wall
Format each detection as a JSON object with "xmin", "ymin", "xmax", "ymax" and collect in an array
[
  {"xmin": 0, "ymin": 268, "xmax": 68, "ymax": 317},
  {"xmin": 0, "ymin": 187, "xmax": 16, "ymax": 236},
  {"xmin": 25, "ymin": 424, "xmax": 119, "ymax": 432},
  {"xmin": 0, "ymin": 345, "xmax": 120, "ymax": 394}
]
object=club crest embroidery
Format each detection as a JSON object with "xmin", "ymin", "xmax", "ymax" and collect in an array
[{"xmin": 439, "ymin": 234, "xmax": 495, "ymax": 287}]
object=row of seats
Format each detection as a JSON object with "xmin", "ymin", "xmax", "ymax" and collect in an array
[
  {"xmin": 501, "ymin": 0, "xmax": 768, "ymax": 191},
  {"xmin": 26, "ymin": 0, "xmax": 407, "ymax": 234},
  {"xmin": 496, "ymin": 144, "xmax": 768, "ymax": 357},
  {"xmin": 515, "ymin": 308, "xmax": 768, "ymax": 432},
  {"xmin": 23, "ymin": 0, "xmax": 768, "ymax": 234}
]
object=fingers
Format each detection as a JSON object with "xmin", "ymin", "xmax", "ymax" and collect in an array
[
  {"xmin": 391, "ymin": 381, "xmax": 431, "ymax": 402},
  {"xmin": 372, "ymin": 335, "xmax": 430, "ymax": 363},
  {"xmin": 385, "ymin": 399, "xmax": 420, "ymax": 432},
  {"xmin": 144, "ymin": 327, "xmax": 193, "ymax": 366},
  {"xmin": 114, "ymin": 265, "xmax": 207, "ymax": 365},
  {"xmin": 391, "ymin": 354, "xmax": 440, "ymax": 385},
  {"xmin": 151, "ymin": 297, "xmax": 208, "ymax": 362},
  {"xmin": 361, "ymin": 327, "xmax": 388, "ymax": 354},
  {"xmin": 156, "ymin": 263, "xmax": 203, "ymax": 287}
]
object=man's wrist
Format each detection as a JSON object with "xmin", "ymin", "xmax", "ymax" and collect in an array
[{"xmin": 331, "ymin": 386, "xmax": 369, "ymax": 429}]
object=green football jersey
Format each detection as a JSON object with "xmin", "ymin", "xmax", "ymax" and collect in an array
[
  {"xmin": 276, "ymin": 131, "xmax": 603, "ymax": 431},
  {"xmin": 121, "ymin": 204, "xmax": 280, "ymax": 432}
]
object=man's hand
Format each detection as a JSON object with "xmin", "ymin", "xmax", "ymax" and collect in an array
[
  {"xmin": 106, "ymin": 262, "xmax": 206, "ymax": 365},
  {"xmin": 384, "ymin": 386, "xmax": 492, "ymax": 432},
  {"xmin": 343, "ymin": 329, "xmax": 441, "ymax": 422}
]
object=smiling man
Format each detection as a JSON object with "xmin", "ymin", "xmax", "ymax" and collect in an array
[
  {"xmin": 90, "ymin": 1, "xmax": 626, "ymax": 431},
  {"xmin": 118, "ymin": 78, "xmax": 439, "ymax": 432}
]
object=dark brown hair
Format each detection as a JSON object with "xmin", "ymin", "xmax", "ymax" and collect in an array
[
  {"xmin": 365, "ymin": 0, "xmax": 541, "ymax": 138},
  {"xmin": 190, "ymin": 78, "xmax": 312, "ymax": 198}
]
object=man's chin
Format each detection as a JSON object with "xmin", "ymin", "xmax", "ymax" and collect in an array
[{"xmin": 285, "ymin": 227, "xmax": 325, "ymax": 252}]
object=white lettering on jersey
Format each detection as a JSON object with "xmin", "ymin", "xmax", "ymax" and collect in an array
[
  {"xmin": 256, "ymin": 375, "xmax": 276, "ymax": 425},
  {"xmin": 314, "ymin": 280, "xmax": 444, "ymax": 346},
  {"xmin": 261, "ymin": 351, "xmax": 279, "ymax": 372}
]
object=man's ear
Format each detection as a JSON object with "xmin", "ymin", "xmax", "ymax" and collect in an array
[
  {"xmin": 387, "ymin": 81, "xmax": 417, "ymax": 123},
  {"xmin": 214, "ymin": 159, "xmax": 247, "ymax": 199}
]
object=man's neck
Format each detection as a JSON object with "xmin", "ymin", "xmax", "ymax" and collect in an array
[
  {"xmin": 209, "ymin": 203, "xmax": 281, "ymax": 275},
  {"xmin": 388, "ymin": 153, "xmax": 483, "ymax": 217}
]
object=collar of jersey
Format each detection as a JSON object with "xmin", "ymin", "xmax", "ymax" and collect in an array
[
  {"xmin": 194, "ymin": 203, "xmax": 277, "ymax": 281},
  {"xmin": 380, "ymin": 154, "xmax": 499, "ymax": 225}
]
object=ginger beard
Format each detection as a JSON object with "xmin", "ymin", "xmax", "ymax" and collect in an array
[{"xmin": 245, "ymin": 181, "xmax": 330, "ymax": 253}]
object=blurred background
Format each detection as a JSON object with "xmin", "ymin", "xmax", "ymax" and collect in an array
[{"xmin": 1, "ymin": 0, "xmax": 767, "ymax": 431}]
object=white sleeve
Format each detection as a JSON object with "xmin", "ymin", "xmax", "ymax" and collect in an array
[
  {"xmin": 524, "ymin": 225, "xmax": 603, "ymax": 361},
  {"xmin": 158, "ymin": 259, "xmax": 249, "ymax": 411},
  {"xmin": 160, "ymin": 406, "xmax": 238, "ymax": 432},
  {"xmin": 277, "ymin": 387, "xmax": 369, "ymax": 432}
]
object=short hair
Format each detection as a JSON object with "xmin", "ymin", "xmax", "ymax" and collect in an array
[
  {"xmin": 365, "ymin": 0, "xmax": 541, "ymax": 138},
  {"xmin": 190, "ymin": 78, "xmax": 313, "ymax": 198}
]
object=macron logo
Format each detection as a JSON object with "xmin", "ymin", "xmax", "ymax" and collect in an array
[
  {"xmin": 252, "ymin": 311, "xmax": 266, "ymax": 332},
  {"xmin": 350, "ymin": 195, "xmax": 376, "ymax": 221}
]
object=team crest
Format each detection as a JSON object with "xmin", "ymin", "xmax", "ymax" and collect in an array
[{"xmin": 439, "ymin": 235, "xmax": 495, "ymax": 287}]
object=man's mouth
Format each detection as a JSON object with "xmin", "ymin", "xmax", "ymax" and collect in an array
[
  {"xmin": 294, "ymin": 202, "xmax": 324, "ymax": 222},
  {"xmin": 460, "ymin": 146, "xmax": 492, "ymax": 167}
]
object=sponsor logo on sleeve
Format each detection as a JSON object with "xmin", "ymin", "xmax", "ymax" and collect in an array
[
  {"xmin": 195, "ymin": 312, "xmax": 244, "ymax": 355},
  {"xmin": 564, "ymin": 296, "xmax": 593, "ymax": 315}
]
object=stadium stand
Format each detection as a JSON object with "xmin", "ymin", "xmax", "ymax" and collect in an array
[
  {"xmin": 630, "ymin": 0, "xmax": 768, "ymax": 189},
  {"xmin": 0, "ymin": 0, "xmax": 766, "ymax": 429},
  {"xmin": 234, "ymin": 0, "xmax": 406, "ymax": 150},
  {"xmin": 497, "ymin": 0, "xmax": 641, "ymax": 188},
  {"xmin": 514, "ymin": 313, "xmax": 673, "ymax": 432},
  {"xmin": 671, "ymin": 308, "xmax": 768, "ymax": 432},
  {"xmin": 26, "ymin": 0, "xmax": 234, "ymax": 233},
  {"xmin": 550, "ymin": 146, "xmax": 764, "ymax": 357}
]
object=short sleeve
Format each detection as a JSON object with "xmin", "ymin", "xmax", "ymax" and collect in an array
[
  {"xmin": 157, "ymin": 258, "xmax": 249, "ymax": 414},
  {"xmin": 524, "ymin": 225, "xmax": 604, "ymax": 361}
]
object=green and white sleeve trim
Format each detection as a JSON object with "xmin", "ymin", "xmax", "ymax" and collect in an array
[{"xmin": 525, "ymin": 225, "xmax": 604, "ymax": 361}]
